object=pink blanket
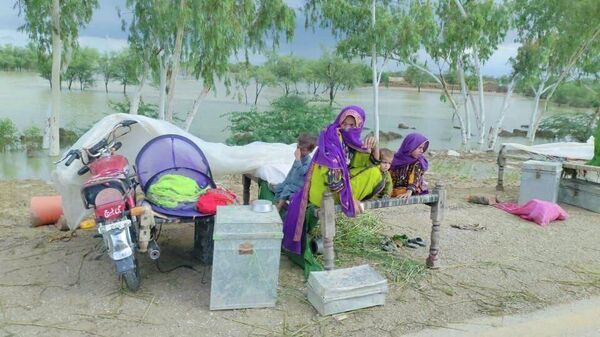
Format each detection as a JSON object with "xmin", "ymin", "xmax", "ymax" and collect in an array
[{"xmin": 494, "ymin": 199, "xmax": 568, "ymax": 226}]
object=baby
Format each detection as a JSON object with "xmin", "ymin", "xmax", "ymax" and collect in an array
[
  {"xmin": 273, "ymin": 134, "xmax": 317, "ymax": 210},
  {"xmin": 376, "ymin": 148, "xmax": 394, "ymax": 198}
]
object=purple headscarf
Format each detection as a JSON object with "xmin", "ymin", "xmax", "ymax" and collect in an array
[
  {"xmin": 282, "ymin": 106, "xmax": 368, "ymax": 254},
  {"xmin": 391, "ymin": 132, "xmax": 429, "ymax": 171}
]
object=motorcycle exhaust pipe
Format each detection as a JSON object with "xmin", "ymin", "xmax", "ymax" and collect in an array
[
  {"xmin": 148, "ymin": 240, "xmax": 160, "ymax": 260},
  {"xmin": 310, "ymin": 237, "xmax": 324, "ymax": 255}
]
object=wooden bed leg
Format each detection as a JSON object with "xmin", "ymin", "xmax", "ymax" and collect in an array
[
  {"xmin": 426, "ymin": 183, "xmax": 445, "ymax": 269},
  {"xmin": 320, "ymin": 192, "xmax": 336, "ymax": 271},
  {"xmin": 496, "ymin": 145, "xmax": 506, "ymax": 191},
  {"xmin": 242, "ymin": 174, "xmax": 251, "ymax": 205}
]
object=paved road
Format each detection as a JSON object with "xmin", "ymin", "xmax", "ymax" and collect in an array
[{"xmin": 402, "ymin": 296, "xmax": 600, "ymax": 337}]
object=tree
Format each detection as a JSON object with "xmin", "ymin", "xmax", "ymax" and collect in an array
[
  {"xmin": 0, "ymin": 45, "xmax": 36, "ymax": 71},
  {"xmin": 16, "ymin": 0, "xmax": 98, "ymax": 156},
  {"xmin": 252, "ymin": 65, "xmax": 277, "ymax": 105},
  {"xmin": 31, "ymin": 50, "xmax": 52, "ymax": 87},
  {"xmin": 314, "ymin": 50, "xmax": 363, "ymax": 106},
  {"xmin": 446, "ymin": 0, "xmax": 510, "ymax": 146},
  {"xmin": 513, "ymin": 0, "xmax": 600, "ymax": 143},
  {"xmin": 229, "ymin": 62, "xmax": 253, "ymax": 104},
  {"xmin": 181, "ymin": 0, "xmax": 295, "ymax": 131},
  {"xmin": 112, "ymin": 49, "xmax": 140, "ymax": 96},
  {"xmin": 122, "ymin": 0, "xmax": 176, "ymax": 116},
  {"xmin": 0, "ymin": 118, "xmax": 19, "ymax": 151},
  {"xmin": 267, "ymin": 54, "xmax": 306, "ymax": 96},
  {"xmin": 306, "ymin": 0, "xmax": 433, "ymax": 145},
  {"xmin": 404, "ymin": 63, "xmax": 427, "ymax": 92},
  {"xmin": 98, "ymin": 52, "xmax": 117, "ymax": 93},
  {"xmin": 64, "ymin": 47, "xmax": 98, "ymax": 90}
]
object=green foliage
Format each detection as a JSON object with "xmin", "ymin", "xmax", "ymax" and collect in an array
[
  {"xmin": 21, "ymin": 125, "xmax": 43, "ymax": 151},
  {"xmin": 225, "ymin": 95, "xmax": 334, "ymax": 145},
  {"xmin": 312, "ymin": 51, "xmax": 365, "ymax": 105},
  {"xmin": 0, "ymin": 118, "xmax": 19, "ymax": 151},
  {"xmin": 64, "ymin": 47, "xmax": 99, "ymax": 90},
  {"xmin": 404, "ymin": 64, "xmax": 427, "ymax": 91},
  {"xmin": 35, "ymin": 52, "xmax": 52, "ymax": 84},
  {"xmin": 588, "ymin": 122, "xmax": 600, "ymax": 166},
  {"xmin": 552, "ymin": 81, "xmax": 600, "ymax": 108},
  {"xmin": 186, "ymin": 0, "xmax": 295, "ymax": 90},
  {"xmin": 59, "ymin": 128, "xmax": 80, "ymax": 146},
  {"xmin": 109, "ymin": 99, "xmax": 159, "ymax": 118},
  {"xmin": 16, "ymin": 0, "xmax": 99, "ymax": 54},
  {"xmin": 0, "ymin": 44, "xmax": 37, "ymax": 71},
  {"xmin": 538, "ymin": 112, "xmax": 596, "ymax": 142},
  {"xmin": 266, "ymin": 54, "xmax": 306, "ymax": 96},
  {"xmin": 112, "ymin": 49, "xmax": 140, "ymax": 94},
  {"xmin": 252, "ymin": 65, "xmax": 277, "ymax": 105},
  {"xmin": 98, "ymin": 52, "xmax": 118, "ymax": 93}
]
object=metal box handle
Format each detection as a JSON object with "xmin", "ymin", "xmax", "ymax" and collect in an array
[{"xmin": 238, "ymin": 242, "xmax": 254, "ymax": 255}]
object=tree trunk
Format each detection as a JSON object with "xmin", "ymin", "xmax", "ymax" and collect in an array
[
  {"xmin": 527, "ymin": 83, "xmax": 545, "ymax": 144},
  {"xmin": 441, "ymin": 77, "xmax": 468, "ymax": 145},
  {"xmin": 474, "ymin": 60, "xmax": 486, "ymax": 145},
  {"xmin": 184, "ymin": 85, "xmax": 211, "ymax": 131},
  {"xmin": 104, "ymin": 78, "xmax": 109, "ymax": 93},
  {"xmin": 254, "ymin": 83, "xmax": 264, "ymax": 105},
  {"xmin": 49, "ymin": 0, "xmax": 61, "ymax": 157},
  {"xmin": 404, "ymin": 58, "xmax": 467, "ymax": 145},
  {"xmin": 158, "ymin": 54, "xmax": 167, "ymax": 120},
  {"xmin": 371, "ymin": 0, "xmax": 380, "ymax": 145},
  {"xmin": 165, "ymin": 0, "xmax": 187, "ymax": 122},
  {"xmin": 488, "ymin": 77, "xmax": 515, "ymax": 150},
  {"xmin": 129, "ymin": 61, "xmax": 149, "ymax": 115},
  {"xmin": 329, "ymin": 84, "xmax": 334, "ymax": 106},
  {"xmin": 457, "ymin": 63, "xmax": 471, "ymax": 140}
]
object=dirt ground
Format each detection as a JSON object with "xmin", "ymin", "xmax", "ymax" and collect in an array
[{"xmin": 1, "ymin": 153, "xmax": 600, "ymax": 337}]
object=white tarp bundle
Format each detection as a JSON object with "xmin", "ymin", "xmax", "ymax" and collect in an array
[
  {"xmin": 53, "ymin": 113, "xmax": 296, "ymax": 229},
  {"xmin": 501, "ymin": 138, "xmax": 594, "ymax": 161}
]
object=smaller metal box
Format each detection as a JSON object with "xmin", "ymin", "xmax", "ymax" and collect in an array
[
  {"xmin": 519, "ymin": 160, "xmax": 562, "ymax": 204},
  {"xmin": 559, "ymin": 178, "xmax": 600, "ymax": 213},
  {"xmin": 306, "ymin": 265, "xmax": 388, "ymax": 316}
]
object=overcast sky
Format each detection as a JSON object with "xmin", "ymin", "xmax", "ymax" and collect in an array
[{"xmin": 0, "ymin": 0, "xmax": 517, "ymax": 76}]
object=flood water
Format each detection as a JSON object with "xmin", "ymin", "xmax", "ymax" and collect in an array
[{"xmin": 0, "ymin": 71, "xmax": 585, "ymax": 180}]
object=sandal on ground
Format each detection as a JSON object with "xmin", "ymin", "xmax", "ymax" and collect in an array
[
  {"xmin": 408, "ymin": 237, "xmax": 427, "ymax": 247},
  {"xmin": 391, "ymin": 234, "xmax": 418, "ymax": 249}
]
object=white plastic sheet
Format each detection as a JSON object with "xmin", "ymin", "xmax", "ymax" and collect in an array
[
  {"xmin": 53, "ymin": 113, "xmax": 296, "ymax": 229},
  {"xmin": 501, "ymin": 138, "xmax": 594, "ymax": 161}
]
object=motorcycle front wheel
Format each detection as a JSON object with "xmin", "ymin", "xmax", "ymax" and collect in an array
[{"xmin": 118, "ymin": 256, "xmax": 140, "ymax": 292}]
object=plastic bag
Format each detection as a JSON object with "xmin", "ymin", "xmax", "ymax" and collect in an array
[
  {"xmin": 196, "ymin": 187, "xmax": 237, "ymax": 215},
  {"xmin": 494, "ymin": 199, "xmax": 568, "ymax": 226}
]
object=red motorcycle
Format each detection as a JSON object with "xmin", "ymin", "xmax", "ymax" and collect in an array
[{"xmin": 60, "ymin": 120, "xmax": 143, "ymax": 291}]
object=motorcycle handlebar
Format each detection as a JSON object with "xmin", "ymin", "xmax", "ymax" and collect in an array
[
  {"xmin": 65, "ymin": 150, "xmax": 79, "ymax": 166},
  {"xmin": 120, "ymin": 120, "xmax": 138, "ymax": 127},
  {"xmin": 88, "ymin": 139, "xmax": 108, "ymax": 156}
]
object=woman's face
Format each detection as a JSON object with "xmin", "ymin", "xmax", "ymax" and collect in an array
[
  {"xmin": 411, "ymin": 142, "xmax": 427, "ymax": 158},
  {"xmin": 340, "ymin": 116, "xmax": 357, "ymax": 131}
]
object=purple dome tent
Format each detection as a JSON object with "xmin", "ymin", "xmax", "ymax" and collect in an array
[{"xmin": 136, "ymin": 134, "xmax": 216, "ymax": 217}]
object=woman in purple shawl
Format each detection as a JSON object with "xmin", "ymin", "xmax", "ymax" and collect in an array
[
  {"xmin": 390, "ymin": 132, "xmax": 430, "ymax": 198},
  {"xmin": 282, "ymin": 106, "xmax": 384, "ymax": 255}
]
